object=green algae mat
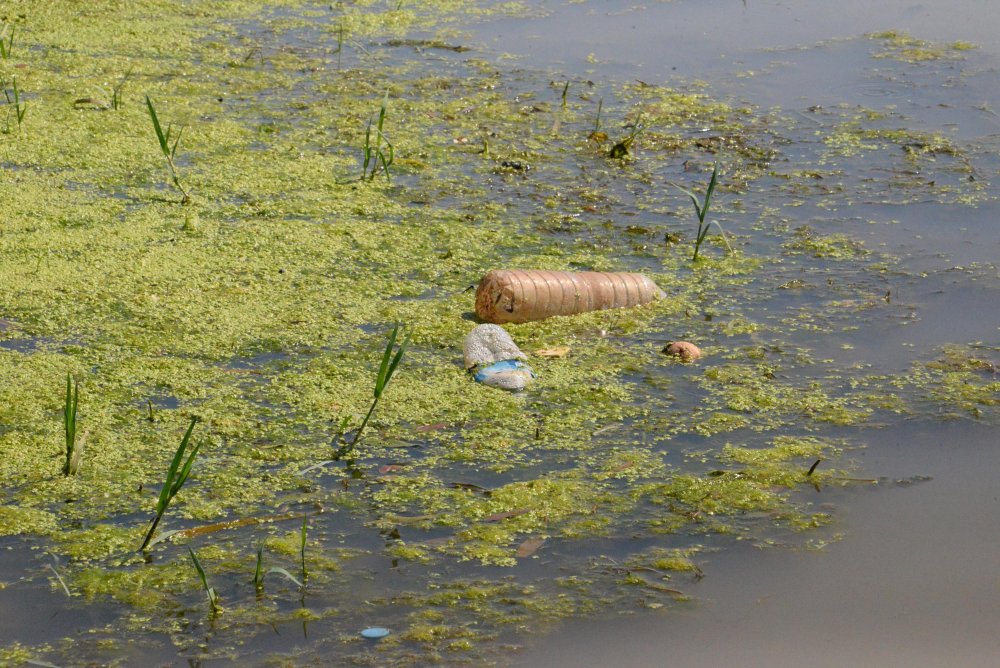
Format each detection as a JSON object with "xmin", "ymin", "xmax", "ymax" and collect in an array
[{"xmin": 1, "ymin": 1, "xmax": 998, "ymax": 665}]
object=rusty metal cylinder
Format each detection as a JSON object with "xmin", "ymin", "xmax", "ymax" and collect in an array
[{"xmin": 474, "ymin": 269, "xmax": 665, "ymax": 324}]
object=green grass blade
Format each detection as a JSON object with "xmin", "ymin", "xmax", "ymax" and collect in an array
[
  {"xmin": 383, "ymin": 331, "xmax": 410, "ymax": 389},
  {"xmin": 671, "ymin": 183, "xmax": 702, "ymax": 214},
  {"xmin": 376, "ymin": 91, "xmax": 389, "ymax": 131},
  {"xmin": 702, "ymin": 162, "xmax": 719, "ymax": 220},
  {"xmin": 63, "ymin": 374, "xmax": 80, "ymax": 476},
  {"xmin": 378, "ymin": 140, "xmax": 393, "ymax": 182},
  {"xmin": 171, "ymin": 439, "xmax": 202, "ymax": 496},
  {"xmin": 63, "ymin": 373, "xmax": 72, "ymax": 440},
  {"xmin": 145, "ymin": 96, "xmax": 169, "ymax": 156},
  {"xmin": 0, "ymin": 24, "xmax": 12, "ymax": 59},
  {"xmin": 300, "ymin": 512, "xmax": 308, "ymax": 584},
  {"xmin": 188, "ymin": 546, "xmax": 208, "ymax": 587},
  {"xmin": 374, "ymin": 324, "xmax": 400, "ymax": 397},
  {"xmin": 170, "ymin": 125, "xmax": 185, "ymax": 159},
  {"xmin": 253, "ymin": 540, "xmax": 266, "ymax": 588},
  {"xmin": 144, "ymin": 528, "xmax": 181, "ymax": 548},
  {"xmin": 347, "ymin": 324, "xmax": 409, "ymax": 450},
  {"xmin": 362, "ymin": 119, "xmax": 373, "ymax": 179},
  {"xmin": 188, "ymin": 546, "xmax": 220, "ymax": 610},
  {"xmin": 156, "ymin": 417, "xmax": 198, "ymax": 513},
  {"xmin": 12, "ymin": 78, "xmax": 21, "ymax": 118},
  {"xmin": 688, "ymin": 193, "xmax": 704, "ymax": 222},
  {"xmin": 63, "ymin": 374, "xmax": 74, "ymax": 448}
]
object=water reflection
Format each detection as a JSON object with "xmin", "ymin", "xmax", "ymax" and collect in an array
[{"xmin": 487, "ymin": 1, "xmax": 1000, "ymax": 664}]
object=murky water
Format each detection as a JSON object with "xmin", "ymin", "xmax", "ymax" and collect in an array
[
  {"xmin": 1, "ymin": 1, "xmax": 998, "ymax": 665},
  {"xmin": 492, "ymin": 1, "xmax": 1000, "ymax": 665}
]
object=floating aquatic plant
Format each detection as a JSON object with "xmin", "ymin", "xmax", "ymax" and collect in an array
[
  {"xmin": 62, "ymin": 373, "xmax": 81, "ymax": 476},
  {"xmin": 139, "ymin": 417, "xmax": 201, "ymax": 552},
  {"xmin": 671, "ymin": 161, "xmax": 733, "ymax": 261},
  {"xmin": 145, "ymin": 95, "xmax": 191, "ymax": 203}
]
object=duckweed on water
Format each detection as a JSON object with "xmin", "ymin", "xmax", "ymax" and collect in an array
[
  {"xmin": 2, "ymin": 0, "xmax": 998, "ymax": 664},
  {"xmin": 868, "ymin": 30, "xmax": 977, "ymax": 63}
]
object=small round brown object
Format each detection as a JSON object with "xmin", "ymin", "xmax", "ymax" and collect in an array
[{"xmin": 662, "ymin": 341, "xmax": 702, "ymax": 362}]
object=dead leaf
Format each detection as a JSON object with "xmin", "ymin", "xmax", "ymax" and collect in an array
[
  {"xmin": 516, "ymin": 536, "xmax": 546, "ymax": 558},
  {"xmin": 534, "ymin": 346, "xmax": 571, "ymax": 359},
  {"xmin": 171, "ymin": 512, "xmax": 299, "ymax": 539},
  {"xmin": 449, "ymin": 482, "xmax": 490, "ymax": 495},
  {"xmin": 384, "ymin": 513, "xmax": 435, "ymax": 525},
  {"xmin": 415, "ymin": 422, "xmax": 448, "ymax": 432},
  {"xmin": 483, "ymin": 508, "xmax": 531, "ymax": 522}
]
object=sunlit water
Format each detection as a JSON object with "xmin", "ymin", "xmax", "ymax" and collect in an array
[{"xmin": 485, "ymin": 1, "xmax": 1000, "ymax": 665}]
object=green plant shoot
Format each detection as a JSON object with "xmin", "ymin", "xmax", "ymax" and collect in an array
[
  {"xmin": 672, "ymin": 161, "xmax": 733, "ymax": 261},
  {"xmin": 253, "ymin": 540, "xmax": 265, "ymax": 590},
  {"xmin": 2, "ymin": 76, "xmax": 26, "ymax": 132},
  {"xmin": 111, "ymin": 69, "xmax": 132, "ymax": 110},
  {"xmin": 139, "ymin": 417, "xmax": 201, "ymax": 551},
  {"xmin": 0, "ymin": 23, "xmax": 13, "ymax": 60},
  {"xmin": 253, "ymin": 540, "xmax": 303, "ymax": 591},
  {"xmin": 328, "ymin": 324, "xmax": 409, "ymax": 463},
  {"xmin": 552, "ymin": 81, "xmax": 570, "ymax": 136},
  {"xmin": 352, "ymin": 323, "xmax": 409, "ymax": 448},
  {"xmin": 300, "ymin": 513, "xmax": 308, "ymax": 585},
  {"xmin": 63, "ymin": 373, "xmax": 81, "ymax": 476},
  {"xmin": 145, "ymin": 95, "xmax": 191, "ymax": 203},
  {"xmin": 361, "ymin": 91, "xmax": 394, "ymax": 182},
  {"xmin": 188, "ymin": 547, "xmax": 222, "ymax": 613},
  {"xmin": 335, "ymin": 23, "xmax": 345, "ymax": 70}
]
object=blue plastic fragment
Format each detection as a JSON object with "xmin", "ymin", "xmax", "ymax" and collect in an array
[
  {"xmin": 472, "ymin": 359, "xmax": 535, "ymax": 383},
  {"xmin": 361, "ymin": 627, "xmax": 390, "ymax": 639}
]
